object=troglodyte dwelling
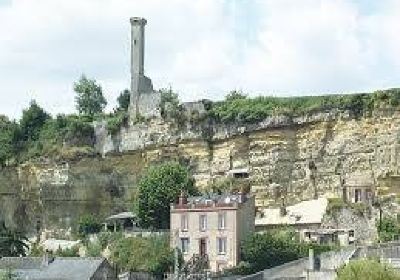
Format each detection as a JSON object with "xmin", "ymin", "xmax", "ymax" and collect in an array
[{"xmin": 170, "ymin": 192, "xmax": 255, "ymax": 272}]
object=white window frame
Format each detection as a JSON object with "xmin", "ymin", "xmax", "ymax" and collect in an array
[
  {"xmin": 181, "ymin": 214, "xmax": 188, "ymax": 231},
  {"xmin": 218, "ymin": 212, "xmax": 226, "ymax": 230},
  {"xmin": 180, "ymin": 237, "xmax": 190, "ymax": 254},
  {"xmin": 199, "ymin": 214, "xmax": 207, "ymax": 231},
  {"xmin": 217, "ymin": 237, "xmax": 227, "ymax": 255}
]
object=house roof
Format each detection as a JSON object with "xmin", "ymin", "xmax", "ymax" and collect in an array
[
  {"xmin": 255, "ymin": 197, "xmax": 328, "ymax": 227},
  {"xmin": 0, "ymin": 257, "xmax": 107, "ymax": 280}
]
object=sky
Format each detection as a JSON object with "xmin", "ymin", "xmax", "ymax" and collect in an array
[{"xmin": 0, "ymin": 0, "xmax": 399, "ymax": 119}]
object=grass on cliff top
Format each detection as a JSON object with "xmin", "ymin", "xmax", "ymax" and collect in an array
[{"xmin": 210, "ymin": 88, "xmax": 400, "ymax": 123}]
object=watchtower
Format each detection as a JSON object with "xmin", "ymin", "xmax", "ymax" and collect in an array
[{"xmin": 130, "ymin": 17, "xmax": 153, "ymax": 119}]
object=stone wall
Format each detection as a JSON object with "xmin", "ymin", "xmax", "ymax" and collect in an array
[{"xmin": 322, "ymin": 207, "xmax": 378, "ymax": 243}]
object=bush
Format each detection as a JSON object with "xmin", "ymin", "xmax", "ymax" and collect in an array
[
  {"xmin": 240, "ymin": 232, "xmax": 332, "ymax": 274},
  {"xmin": 209, "ymin": 88, "xmax": 400, "ymax": 124},
  {"xmin": 110, "ymin": 235, "xmax": 174, "ymax": 277},
  {"xmin": 77, "ymin": 214, "xmax": 102, "ymax": 237},
  {"xmin": 106, "ymin": 111, "xmax": 128, "ymax": 135},
  {"xmin": 86, "ymin": 241, "xmax": 102, "ymax": 257},
  {"xmin": 326, "ymin": 198, "xmax": 347, "ymax": 215},
  {"xmin": 378, "ymin": 216, "xmax": 400, "ymax": 242},
  {"xmin": 337, "ymin": 259, "xmax": 400, "ymax": 280},
  {"xmin": 54, "ymin": 246, "xmax": 80, "ymax": 257},
  {"xmin": 326, "ymin": 198, "xmax": 369, "ymax": 216},
  {"xmin": 97, "ymin": 232, "xmax": 123, "ymax": 249}
]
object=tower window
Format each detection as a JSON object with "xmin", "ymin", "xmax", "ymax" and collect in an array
[{"xmin": 134, "ymin": 39, "xmax": 137, "ymax": 45}]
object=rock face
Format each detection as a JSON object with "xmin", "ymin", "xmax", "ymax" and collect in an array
[
  {"xmin": 1, "ymin": 107, "xmax": 400, "ymax": 233},
  {"xmin": 322, "ymin": 208, "xmax": 377, "ymax": 243},
  {"xmin": 96, "ymin": 107, "xmax": 400, "ymax": 207}
]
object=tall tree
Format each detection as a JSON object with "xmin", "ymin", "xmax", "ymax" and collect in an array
[
  {"xmin": 0, "ymin": 116, "xmax": 17, "ymax": 167},
  {"xmin": 74, "ymin": 75, "xmax": 107, "ymax": 116},
  {"xmin": 19, "ymin": 100, "xmax": 50, "ymax": 142},
  {"xmin": 135, "ymin": 162, "xmax": 198, "ymax": 229},
  {"xmin": 117, "ymin": 89, "xmax": 130, "ymax": 111}
]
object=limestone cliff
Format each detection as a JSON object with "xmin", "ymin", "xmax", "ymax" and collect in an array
[
  {"xmin": 96, "ymin": 107, "xmax": 400, "ymax": 207},
  {"xmin": 1, "ymin": 106, "xmax": 400, "ymax": 233}
]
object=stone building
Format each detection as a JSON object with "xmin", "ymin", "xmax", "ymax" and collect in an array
[
  {"xmin": 343, "ymin": 172, "xmax": 375, "ymax": 204},
  {"xmin": 170, "ymin": 193, "xmax": 255, "ymax": 272}
]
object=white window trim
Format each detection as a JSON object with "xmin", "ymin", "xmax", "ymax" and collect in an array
[
  {"xmin": 217, "ymin": 237, "xmax": 227, "ymax": 255},
  {"xmin": 180, "ymin": 237, "xmax": 190, "ymax": 254},
  {"xmin": 218, "ymin": 212, "xmax": 227, "ymax": 230},
  {"xmin": 181, "ymin": 214, "xmax": 188, "ymax": 232},
  {"xmin": 199, "ymin": 214, "xmax": 207, "ymax": 231}
]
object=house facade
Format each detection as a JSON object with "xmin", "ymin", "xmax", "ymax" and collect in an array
[{"xmin": 170, "ymin": 193, "xmax": 255, "ymax": 272}]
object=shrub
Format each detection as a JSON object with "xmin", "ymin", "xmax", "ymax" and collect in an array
[
  {"xmin": 337, "ymin": 259, "xmax": 400, "ymax": 280},
  {"xmin": 326, "ymin": 198, "xmax": 347, "ymax": 215},
  {"xmin": 77, "ymin": 214, "xmax": 102, "ymax": 237},
  {"xmin": 378, "ymin": 216, "xmax": 400, "ymax": 242},
  {"xmin": 209, "ymin": 88, "xmax": 400, "ymax": 124},
  {"xmin": 326, "ymin": 198, "xmax": 368, "ymax": 216},
  {"xmin": 54, "ymin": 246, "xmax": 80, "ymax": 257},
  {"xmin": 110, "ymin": 235, "xmax": 174, "ymax": 277},
  {"xmin": 240, "ymin": 232, "xmax": 332, "ymax": 274},
  {"xmin": 106, "ymin": 111, "xmax": 128, "ymax": 135}
]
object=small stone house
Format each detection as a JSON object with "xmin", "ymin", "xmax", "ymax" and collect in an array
[
  {"xmin": 170, "ymin": 193, "xmax": 255, "ymax": 272},
  {"xmin": 0, "ymin": 257, "xmax": 117, "ymax": 280},
  {"xmin": 343, "ymin": 173, "xmax": 375, "ymax": 205}
]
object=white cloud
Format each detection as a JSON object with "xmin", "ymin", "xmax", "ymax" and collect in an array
[{"xmin": 0, "ymin": 0, "xmax": 399, "ymax": 119}]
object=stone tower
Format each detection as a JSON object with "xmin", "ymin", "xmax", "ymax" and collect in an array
[{"xmin": 130, "ymin": 17, "xmax": 154, "ymax": 119}]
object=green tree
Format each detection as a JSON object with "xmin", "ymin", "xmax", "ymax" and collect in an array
[
  {"xmin": 225, "ymin": 90, "xmax": 247, "ymax": 101},
  {"xmin": 74, "ymin": 75, "xmax": 107, "ymax": 116},
  {"xmin": 110, "ymin": 235, "xmax": 174, "ymax": 277},
  {"xmin": 0, "ymin": 116, "xmax": 17, "ymax": 167},
  {"xmin": 76, "ymin": 214, "xmax": 102, "ymax": 237},
  {"xmin": 117, "ymin": 89, "xmax": 130, "ymax": 111},
  {"xmin": 337, "ymin": 259, "xmax": 400, "ymax": 280},
  {"xmin": 19, "ymin": 100, "xmax": 50, "ymax": 142},
  {"xmin": 0, "ymin": 224, "xmax": 28, "ymax": 257},
  {"xmin": 377, "ymin": 216, "xmax": 400, "ymax": 242},
  {"xmin": 135, "ymin": 162, "xmax": 198, "ymax": 229}
]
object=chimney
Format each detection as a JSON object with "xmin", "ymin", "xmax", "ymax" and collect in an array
[
  {"xmin": 178, "ymin": 190, "xmax": 188, "ymax": 205},
  {"xmin": 238, "ymin": 191, "xmax": 247, "ymax": 203}
]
